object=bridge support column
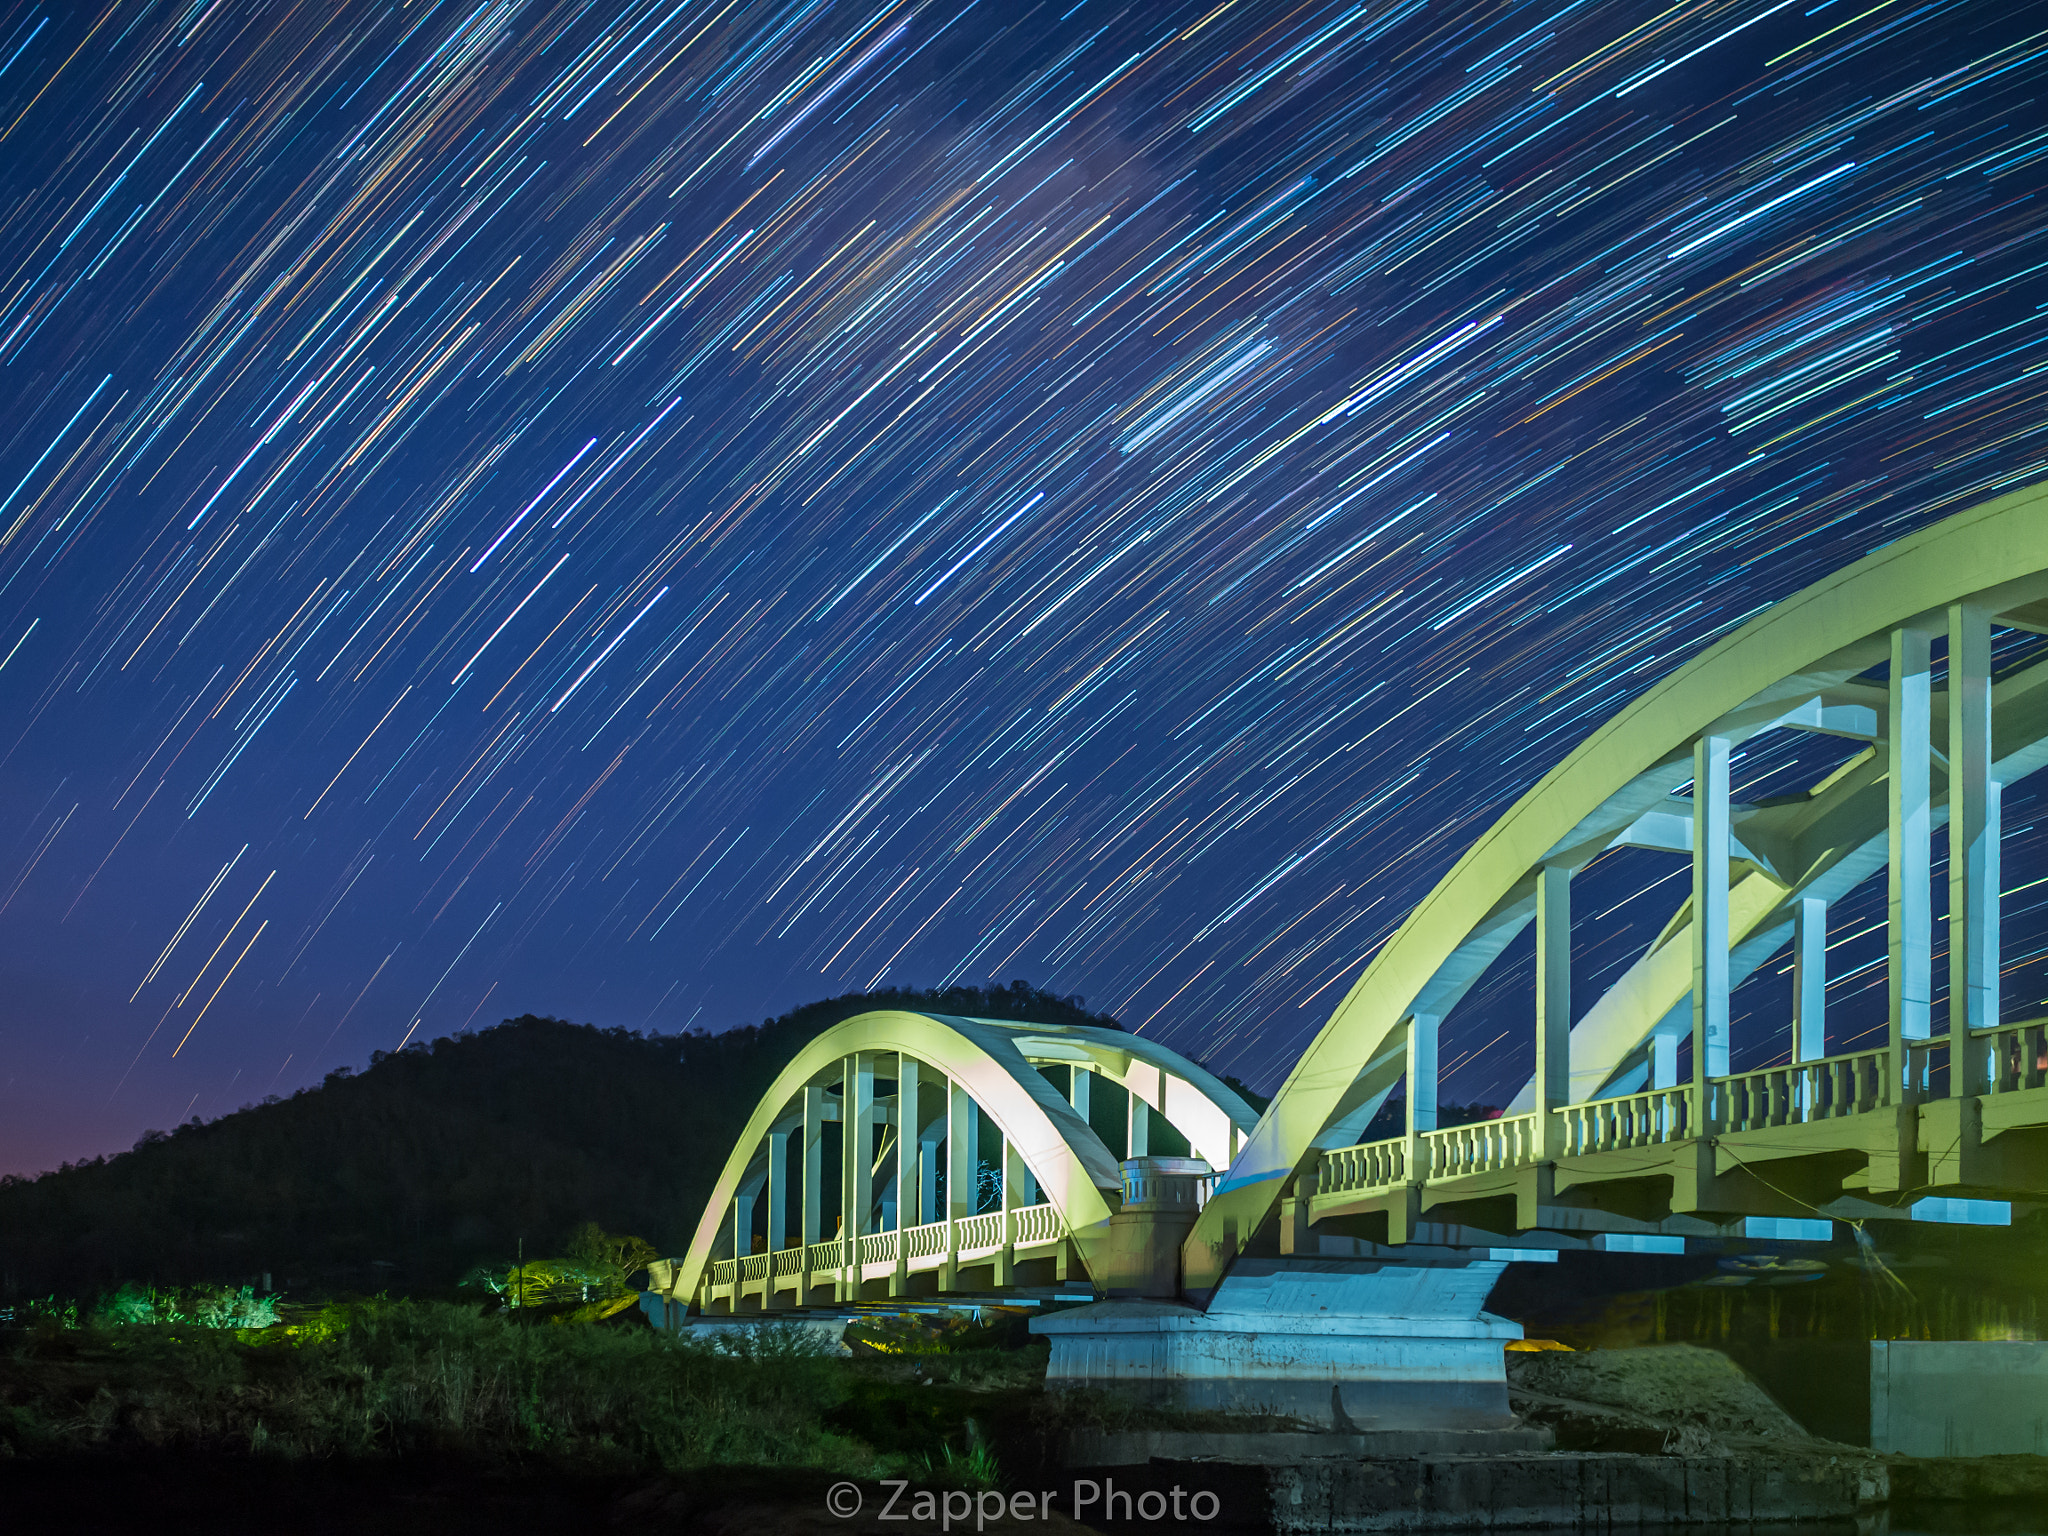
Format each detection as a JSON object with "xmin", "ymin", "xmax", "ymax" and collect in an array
[
  {"xmin": 1693, "ymin": 733, "xmax": 1731, "ymax": 1125},
  {"xmin": 940, "ymin": 1077, "xmax": 972, "ymax": 1291},
  {"xmin": 800, "ymin": 1083, "xmax": 825, "ymax": 1301},
  {"xmin": 840, "ymin": 1054, "xmax": 874, "ymax": 1302},
  {"xmin": 1535, "ymin": 866, "xmax": 1570, "ymax": 1161},
  {"xmin": 1927, "ymin": 602, "xmax": 1999, "ymax": 1187},
  {"xmin": 1794, "ymin": 897, "xmax": 1827, "ymax": 1065},
  {"xmin": 1890, "ymin": 623, "xmax": 1935, "ymax": 1054},
  {"xmin": 765, "ymin": 1128, "xmax": 788, "ymax": 1308},
  {"xmin": 1391, "ymin": 1012, "xmax": 1439, "ymax": 1247},
  {"xmin": 995, "ymin": 1137, "xmax": 1025, "ymax": 1286},
  {"xmin": 891, "ymin": 1056, "xmax": 917, "ymax": 1296},
  {"xmin": 1034, "ymin": 1259, "xmax": 1522, "ymax": 1428}
]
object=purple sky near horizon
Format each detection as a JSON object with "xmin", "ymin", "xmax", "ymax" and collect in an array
[{"xmin": 2, "ymin": 0, "xmax": 2047, "ymax": 1175}]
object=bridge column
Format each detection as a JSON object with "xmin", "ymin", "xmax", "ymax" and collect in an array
[
  {"xmin": 1890, "ymin": 624, "xmax": 1935, "ymax": 1057},
  {"xmin": 1948, "ymin": 601, "xmax": 1999, "ymax": 1078},
  {"xmin": 731, "ymin": 1188, "xmax": 755, "ymax": 1308},
  {"xmin": 1793, "ymin": 898, "xmax": 1827, "ymax": 1064},
  {"xmin": 1692, "ymin": 733, "xmax": 1731, "ymax": 1119},
  {"xmin": 840, "ymin": 1054, "xmax": 874, "ymax": 1302},
  {"xmin": 996, "ymin": 1136, "xmax": 1025, "ymax": 1286},
  {"xmin": 1535, "ymin": 865, "xmax": 1570, "ymax": 1162},
  {"xmin": 800, "ymin": 1082, "xmax": 825, "ymax": 1300},
  {"xmin": 942, "ymin": 1077, "xmax": 972, "ymax": 1291},
  {"xmin": 1394, "ymin": 1011, "xmax": 1439, "ymax": 1245},
  {"xmin": 892, "ymin": 1055, "xmax": 918, "ymax": 1295},
  {"xmin": 766, "ymin": 1127, "xmax": 788, "ymax": 1307},
  {"xmin": 1926, "ymin": 604, "xmax": 1999, "ymax": 1186}
]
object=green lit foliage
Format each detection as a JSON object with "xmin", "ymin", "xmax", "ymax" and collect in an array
[
  {"xmin": 93, "ymin": 1281, "xmax": 280, "ymax": 1330},
  {"xmin": 459, "ymin": 1223, "xmax": 659, "ymax": 1322}
]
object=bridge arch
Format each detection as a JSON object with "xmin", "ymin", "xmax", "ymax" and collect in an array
[
  {"xmin": 1189, "ymin": 480, "xmax": 2048, "ymax": 1292},
  {"xmin": 667, "ymin": 1009, "xmax": 1258, "ymax": 1312}
]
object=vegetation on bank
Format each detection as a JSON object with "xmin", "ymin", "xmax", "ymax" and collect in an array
[
  {"xmin": 0, "ymin": 981, "xmax": 1129, "ymax": 1300},
  {"xmin": 0, "ymin": 1300, "xmax": 889, "ymax": 1473}
]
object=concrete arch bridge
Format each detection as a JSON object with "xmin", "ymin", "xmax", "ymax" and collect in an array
[{"xmin": 648, "ymin": 483, "xmax": 2048, "ymax": 1417}]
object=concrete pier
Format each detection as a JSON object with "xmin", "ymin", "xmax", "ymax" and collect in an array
[{"xmin": 1033, "ymin": 1257, "xmax": 1524, "ymax": 1428}]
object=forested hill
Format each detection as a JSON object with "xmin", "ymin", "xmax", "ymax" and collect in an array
[{"xmin": 0, "ymin": 981, "xmax": 1122, "ymax": 1301}]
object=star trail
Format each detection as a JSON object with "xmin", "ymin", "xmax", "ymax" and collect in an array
[{"xmin": 1, "ymin": 0, "xmax": 2046, "ymax": 1172}]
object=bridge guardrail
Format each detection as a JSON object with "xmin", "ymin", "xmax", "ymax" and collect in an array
[
  {"xmin": 1310, "ymin": 1043, "xmax": 1943, "ymax": 1203},
  {"xmin": 1420, "ymin": 1111, "xmax": 1539, "ymax": 1179},
  {"xmin": 1317, "ymin": 1139, "xmax": 1403, "ymax": 1194},
  {"xmin": 954, "ymin": 1211, "xmax": 1005, "ymax": 1251},
  {"xmin": 1708, "ymin": 1045, "xmax": 1893, "ymax": 1131},
  {"xmin": 1979, "ymin": 1017, "xmax": 2048, "ymax": 1095},
  {"xmin": 1560, "ymin": 1087, "xmax": 1690, "ymax": 1154}
]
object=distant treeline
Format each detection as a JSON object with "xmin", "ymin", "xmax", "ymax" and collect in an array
[{"xmin": 0, "ymin": 980, "xmax": 1127, "ymax": 1300}]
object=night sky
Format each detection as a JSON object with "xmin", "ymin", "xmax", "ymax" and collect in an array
[{"xmin": 2, "ymin": 0, "xmax": 2045, "ymax": 1176}]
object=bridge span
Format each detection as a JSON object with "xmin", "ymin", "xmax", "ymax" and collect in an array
[{"xmin": 648, "ymin": 482, "xmax": 2048, "ymax": 1397}]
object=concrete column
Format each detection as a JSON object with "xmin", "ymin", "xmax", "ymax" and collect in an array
[
  {"xmin": 996, "ymin": 1135, "xmax": 1023, "ymax": 1285},
  {"xmin": 1409, "ymin": 1015, "xmax": 1441, "ymax": 1187},
  {"xmin": 1068, "ymin": 1063, "xmax": 1091, "ymax": 1120},
  {"xmin": 801, "ymin": 1083, "xmax": 825, "ymax": 1245},
  {"xmin": 1948, "ymin": 602, "xmax": 1998, "ymax": 1092},
  {"xmin": 919, "ymin": 1129, "xmax": 940, "ymax": 1226},
  {"xmin": 766, "ymin": 1128, "xmax": 789, "ymax": 1252},
  {"xmin": 1794, "ymin": 896, "xmax": 1827, "ymax": 1064},
  {"xmin": 1535, "ymin": 864, "xmax": 1571, "ymax": 1157},
  {"xmin": 1127, "ymin": 1086, "xmax": 1150, "ymax": 1158},
  {"xmin": 1650, "ymin": 1030, "xmax": 1678, "ymax": 1091},
  {"xmin": 1890, "ymin": 623, "xmax": 1934, "ymax": 1053},
  {"xmin": 895, "ymin": 1055, "xmax": 919, "ymax": 1230},
  {"xmin": 1693, "ymin": 733, "xmax": 1731, "ymax": 1101},
  {"xmin": 943, "ymin": 1078, "xmax": 972, "ymax": 1290},
  {"xmin": 732, "ymin": 1190, "xmax": 755, "ymax": 1261},
  {"xmin": 842, "ymin": 1054, "xmax": 873, "ymax": 1297}
]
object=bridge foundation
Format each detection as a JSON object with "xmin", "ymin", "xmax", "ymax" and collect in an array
[{"xmin": 1032, "ymin": 1257, "xmax": 1523, "ymax": 1429}]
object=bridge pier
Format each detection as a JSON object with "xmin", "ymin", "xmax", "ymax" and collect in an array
[{"xmin": 1033, "ymin": 1257, "xmax": 1523, "ymax": 1429}]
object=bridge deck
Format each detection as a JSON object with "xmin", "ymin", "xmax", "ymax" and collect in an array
[{"xmin": 1304, "ymin": 1020, "xmax": 2048, "ymax": 1232}]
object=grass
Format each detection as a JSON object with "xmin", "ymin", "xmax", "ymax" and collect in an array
[{"xmin": 0, "ymin": 1301, "xmax": 881, "ymax": 1476}]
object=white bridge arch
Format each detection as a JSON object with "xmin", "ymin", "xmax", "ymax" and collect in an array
[
  {"xmin": 665, "ymin": 1009, "xmax": 1258, "ymax": 1312},
  {"xmin": 1186, "ymin": 478, "xmax": 2048, "ymax": 1292}
]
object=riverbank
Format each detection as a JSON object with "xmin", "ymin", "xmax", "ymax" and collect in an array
[{"xmin": 5, "ymin": 1306, "xmax": 2045, "ymax": 1533}]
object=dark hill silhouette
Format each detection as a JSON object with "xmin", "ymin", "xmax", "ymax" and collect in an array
[{"xmin": 0, "ymin": 980, "xmax": 1122, "ymax": 1301}]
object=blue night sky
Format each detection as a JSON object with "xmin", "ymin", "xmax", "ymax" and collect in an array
[{"xmin": 1, "ymin": 0, "xmax": 2045, "ymax": 1173}]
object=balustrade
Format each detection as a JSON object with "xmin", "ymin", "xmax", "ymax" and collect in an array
[
  {"xmin": 1313, "ymin": 1138, "xmax": 1404, "ymax": 1195},
  {"xmin": 1978, "ymin": 1017, "xmax": 2048, "ymax": 1095},
  {"xmin": 1559, "ymin": 1088, "xmax": 1689, "ymax": 1154},
  {"xmin": 1418, "ymin": 1111, "xmax": 1538, "ymax": 1179},
  {"xmin": 1708, "ymin": 1045, "xmax": 1892, "ymax": 1132}
]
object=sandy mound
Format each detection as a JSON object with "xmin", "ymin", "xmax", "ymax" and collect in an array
[{"xmin": 1506, "ymin": 1344, "xmax": 1845, "ymax": 1455}]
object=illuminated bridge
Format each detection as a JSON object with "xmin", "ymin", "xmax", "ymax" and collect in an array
[{"xmin": 648, "ymin": 482, "xmax": 2048, "ymax": 1362}]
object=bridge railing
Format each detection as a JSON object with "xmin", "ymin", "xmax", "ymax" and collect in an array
[
  {"xmin": 1309, "ymin": 1043, "xmax": 1934, "ymax": 1205},
  {"xmin": 1978, "ymin": 1017, "xmax": 2048, "ymax": 1095},
  {"xmin": 1318, "ymin": 1139, "xmax": 1403, "ymax": 1194},
  {"xmin": 1419, "ymin": 1111, "xmax": 1539, "ymax": 1179},
  {"xmin": 1559, "ymin": 1087, "xmax": 1690, "ymax": 1154},
  {"xmin": 1706, "ymin": 1044, "xmax": 1894, "ymax": 1132},
  {"xmin": 700, "ymin": 1202, "xmax": 1070, "ymax": 1305}
]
